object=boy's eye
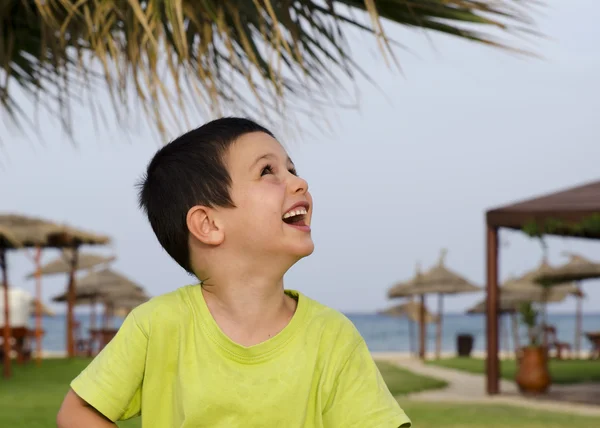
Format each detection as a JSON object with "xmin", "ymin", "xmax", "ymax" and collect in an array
[
  {"xmin": 288, "ymin": 168, "xmax": 297, "ymax": 176},
  {"xmin": 261, "ymin": 165, "xmax": 274, "ymax": 176}
]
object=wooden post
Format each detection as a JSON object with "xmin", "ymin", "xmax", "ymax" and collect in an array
[
  {"xmin": 511, "ymin": 312, "xmax": 520, "ymax": 359},
  {"xmin": 575, "ymin": 290, "xmax": 582, "ymax": 359},
  {"xmin": 436, "ymin": 294, "xmax": 443, "ymax": 359},
  {"xmin": 408, "ymin": 316, "xmax": 415, "ymax": 356},
  {"xmin": 90, "ymin": 297, "xmax": 97, "ymax": 331},
  {"xmin": 34, "ymin": 247, "xmax": 42, "ymax": 366},
  {"xmin": 501, "ymin": 315, "xmax": 511, "ymax": 358},
  {"xmin": 486, "ymin": 225, "xmax": 500, "ymax": 395},
  {"xmin": 419, "ymin": 294, "xmax": 426, "ymax": 359},
  {"xmin": 66, "ymin": 246, "xmax": 79, "ymax": 358},
  {"xmin": 1, "ymin": 249, "xmax": 11, "ymax": 378}
]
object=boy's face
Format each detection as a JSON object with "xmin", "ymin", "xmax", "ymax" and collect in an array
[{"xmin": 219, "ymin": 131, "xmax": 314, "ymax": 262}]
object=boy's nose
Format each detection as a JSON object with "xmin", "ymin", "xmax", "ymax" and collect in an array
[{"xmin": 290, "ymin": 175, "xmax": 309, "ymax": 194}]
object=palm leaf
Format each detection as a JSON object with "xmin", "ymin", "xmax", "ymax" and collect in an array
[{"xmin": 0, "ymin": 0, "xmax": 540, "ymax": 142}]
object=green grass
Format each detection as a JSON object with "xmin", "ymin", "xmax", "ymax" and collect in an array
[
  {"xmin": 375, "ymin": 360, "xmax": 447, "ymax": 395},
  {"xmin": 427, "ymin": 357, "xmax": 600, "ymax": 384},
  {"xmin": 1, "ymin": 358, "xmax": 599, "ymax": 427},
  {"xmin": 400, "ymin": 401, "xmax": 600, "ymax": 428}
]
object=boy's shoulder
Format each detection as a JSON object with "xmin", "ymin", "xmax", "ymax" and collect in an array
[
  {"xmin": 297, "ymin": 291, "xmax": 364, "ymax": 347},
  {"xmin": 128, "ymin": 284, "xmax": 198, "ymax": 333}
]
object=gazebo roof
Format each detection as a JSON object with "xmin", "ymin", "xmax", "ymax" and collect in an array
[{"xmin": 486, "ymin": 179, "xmax": 600, "ymax": 238}]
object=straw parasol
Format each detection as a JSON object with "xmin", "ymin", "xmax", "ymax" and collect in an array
[
  {"xmin": 0, "ymin": 213, "xmax": 109, "ymax": 377},
  {"xmin": 467, "ymin": 284, "xmax": 574, "ymax": 314},
  {"xmin": 503, "ymin": 276, "xmax": 581, "ymax": 298},
  {"xmin": 532, "ymin": 252, "xmax": 600, "ymax": 357},
  {"xmin": 24, "ymin": 250, "xmax": 115, "ymax": 346},
  {"xmin": 388, "ymin": 249, "xmax": 480, "ymax": 359},
  {"xmin": 514, "ymin": 258, "xmax": 585, "ymax": 351},
  {"xmin": 52, "ymin": 268, "xmax": 149, "ymax": 328},
  {"xmin": 52, "ymin": 283, "xmax": 148, "ymax": 354},
  {"xmin": 30, "ymin": 299, "xmax": 56, "ymax": 317},
  {"xmin": 379, "ymin": 300, "xmax": 438, "ymax": 357},
  {"xmin": 24, "ymin": 251, "xmax": 115, "ymax": 278},
  {"xmin": 535, "ymin": 253, "xmax": 600, "ymax": 284},
  {"xmin": 379, "ymin": 301, "xmax": 439, "ymax": 323},
  {"xmin": 466, "ymin": 283, "xmax": 573, "ymax": 357},
  {"xmin": 52, "ymin": 288, "xmax": 149, "ymax": 326}
]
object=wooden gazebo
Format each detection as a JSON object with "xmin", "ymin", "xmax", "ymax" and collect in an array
[{"xmin": 485, "ymin": 179, "xmax": 600, "ymax": 395}]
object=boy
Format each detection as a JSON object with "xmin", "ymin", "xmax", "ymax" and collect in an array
[{"xmin": 57, "ymin": 118, "xmax": 411, "ymax": 427}]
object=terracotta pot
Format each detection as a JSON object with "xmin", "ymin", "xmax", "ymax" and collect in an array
[{"xmin": 515, "ymin": 346, "xmax": 551, "ymax": 394}]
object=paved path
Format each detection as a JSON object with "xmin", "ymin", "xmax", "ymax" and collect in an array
[{"xmin": 374, "ymin": 355, "xmax": 600, "ymax": 417}]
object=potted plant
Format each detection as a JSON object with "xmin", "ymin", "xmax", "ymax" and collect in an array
[{"xmin": 515, "ymin": 302, "xmax": 551, "ymax": 394}]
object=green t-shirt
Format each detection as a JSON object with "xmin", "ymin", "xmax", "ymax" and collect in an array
[{"xmin": 71, "ymin": 285, "xmax": 411, "ymax": 427}]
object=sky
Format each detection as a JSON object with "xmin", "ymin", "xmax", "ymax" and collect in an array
[{"xmin": 1, "ymin": 1, "xmax": 599, "ymax": 315}]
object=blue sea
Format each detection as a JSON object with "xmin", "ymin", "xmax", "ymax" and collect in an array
[{"xmin": 34, "ymin": 312, "xmax": 600, "ymax": 354}]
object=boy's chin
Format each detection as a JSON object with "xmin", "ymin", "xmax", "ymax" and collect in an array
[{"xmin": 286, "ymin": 242, "xmax": 315, "ymax": 260}]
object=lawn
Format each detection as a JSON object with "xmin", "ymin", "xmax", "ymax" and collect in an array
[
  {"xmin": 1, "ymin": 358, "xmax": 599, "ymax": 427},
  {"xmin": 375, "ymin": 360, "xmax": 447, "ymax": 395},
  {"xmin": 400, "ymin": 401, "xmax": 600, "ymax": 428},
  {"xmin": 427, "ymin": 357, "xmax": 600, "ymax": 384}
]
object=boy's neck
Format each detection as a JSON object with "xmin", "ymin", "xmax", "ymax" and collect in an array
[{"xmin": 200, "ymin": 274, "xmax": 297, "ymax": 347}]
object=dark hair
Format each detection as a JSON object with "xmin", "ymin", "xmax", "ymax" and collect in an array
[{"xmin": 137, "ymin": 117, "xmax": 274, "ymax": 275}]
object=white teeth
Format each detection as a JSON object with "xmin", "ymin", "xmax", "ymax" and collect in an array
[{"xmin": 283, "ymin": 207, "xmax": 307, "ymax": 219}]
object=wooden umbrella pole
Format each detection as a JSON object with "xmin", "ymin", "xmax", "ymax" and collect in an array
[
  {"xmin": 1, "ymin": 249, "xmax": 11, "ymax": 378},
  {"xmin": 419, "ymin": 294, "xmax": 426, "ymax": 360},
  {"xmin": 66, "ymin": 246, "xmax": 79, "ymax": 358},
  {"xmin": 108, "ymin": 303, "xmax": 115, "ymax": 328},
  {"xmin": 511, "ymin": 312, "xmax": 520, "ymax": 359},
  {"xmin": 436, "ymin": 293, "xmax": 443, "ymax": 359},
  {"xmin": 575, "ymin": 287, "xmax": 583, "ymax": 359},
  {"xmin": 34, "ymin": 247, "xmax": 42, "ymax": 366},
  {"xmin": 408, "ymin": 317, "xmax": 415, "ymax": 356},
  {"xmin": 90, "ymin": 296, "xmax": 97, "ymax": 331},
  {"xmin": 542, "ymin": 302, "xmax": 548, "ymax": 349},
  {"xmin": 103, "ymin": 303, "xmax": 108, "ymax": 329},
  {"xmin": 501, "ymin": 315, "xmax": 510, "ymax": 358}
]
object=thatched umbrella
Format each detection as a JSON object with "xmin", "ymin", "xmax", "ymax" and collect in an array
[
  {"xmin": 388, "ymin": 249, "xmax": 480, "ymax": 359},
  {"xmin": 514, "ymin": 258, "xmax": 585, "ymax": 349},
  {"xmin": 30, "ymin": 299, "xmax": 55, "ymax": 317},
  {"xmin": 24, "ymin": 250, "xmax": 115, "ymax": 344},
  {"xmin": 535, "ymin": 253, "xmax": 600, "ymax": 284},
  {"xmin": 52, "ymin": 290, "xmax": 148, "ymax": 319},
  {"xmin": 0, "ymin": 213, "xmax": 109, "ymax": 376},
  {"xmin": 533, "ymin": 252, "xmax": 600, "ymax": 357},
  {"xmin": 467, "ymin": 281, "xmax": 574, "ymax": 357},
  {"xmin": 379, "ymin": 301, "xmax": 439, "ymax": 323},
  {"xmin": 24, "ymin": 251, "xmax": 115, "ymax": 278},
  {"xmin": 52, "ymin": 268, "xmax": 148, "ymax": 329},
  {"xmin": 52, "ymin": 282, "xmax": 148, "ymax": 354},
  {"xmin": 503, "ymin": 276, "xmax": 581, "ymax": 298},
  {"xmin": 379, "ymin": 300, "xmax": 439, "ymax": 356},
  {"xmin": 467, "ymin": 285, "xmax": 574, "ymax": 314}
]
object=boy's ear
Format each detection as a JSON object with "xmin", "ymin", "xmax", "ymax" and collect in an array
[{"xmin": 186, "ymin": 205, "xmax": 224, "ymax": 246}]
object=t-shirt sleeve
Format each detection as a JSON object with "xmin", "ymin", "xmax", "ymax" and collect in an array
[
  {"xmin": 322, "ymin": 339, "xmax": 412, "ymax": 428},
  {"xmin": 70, "ymin": 311, "xmax": 148, "ymax": 422}
]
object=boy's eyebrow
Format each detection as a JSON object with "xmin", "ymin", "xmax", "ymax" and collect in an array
[{"xmin": 250, "ymin": 153, "xmax": 294, "ymax": 169}]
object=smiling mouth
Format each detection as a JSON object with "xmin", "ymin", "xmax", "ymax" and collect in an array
[{"xmin": 282, "ymin": 207, "xmax": 308, "ymax": 226}]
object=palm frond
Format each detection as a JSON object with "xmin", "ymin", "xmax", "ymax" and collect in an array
[{"xmin": 0, "ymin": 0, "xmax": 540, "ymax": 142}]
